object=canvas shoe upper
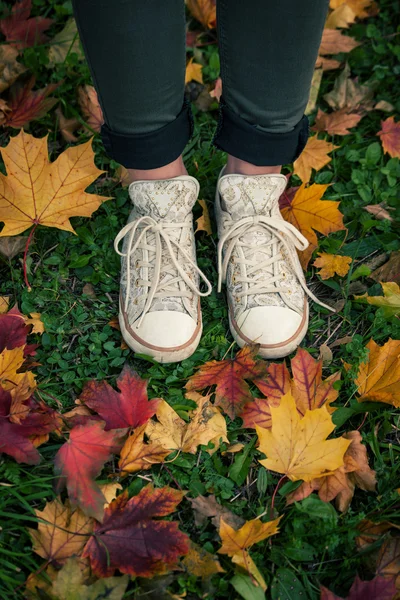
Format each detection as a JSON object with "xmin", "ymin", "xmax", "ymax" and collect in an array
[
  {"xmin": 114, "ymin": 175, "xmax": 212, "ymax": 363},
  {"xmin": 215, "ymin": 171, "xmax": 333, "ymax": 358}
]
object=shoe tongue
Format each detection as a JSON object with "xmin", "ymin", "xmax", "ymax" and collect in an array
[
  {"xmin": 219, "ymin": 174, "xmax": 287, "ymax": 220},
  {"xmin": 129, "ymin": 176, "xmax": 199, "ymax": 221}
]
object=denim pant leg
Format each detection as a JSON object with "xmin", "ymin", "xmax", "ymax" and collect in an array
[
  {"xmin": 72, "ymin": 0, "xmax": 192, "ymax": 169},
  {"xmin": 213, "ymin": 0, "xmax": 330, "ymax": 165}
]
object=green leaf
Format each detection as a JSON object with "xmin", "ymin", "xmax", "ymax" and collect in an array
[
  {"xmin": 365, "ymin": 142, "xmax": 382, "ymax": 165},
  {"xmin": 230, "ymin": 574, "xmax": 265, "ymax": 600},
  {"xmin": 229, "ymin": 437, "xmax": 256, "ymax": 486},
  {"xmin": 270, "ymin": 568, "xmax": 307, "ymax": 600}
]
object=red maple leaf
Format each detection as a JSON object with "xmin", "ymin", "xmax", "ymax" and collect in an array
[
  {"xmin": 54, "ymin": 421, "xmax": 126, "ymax": 521},
  {"xmin": 320, "ymin": 574, "xmax": 397, "ymax": 599},
  {"xmin": 0, "ymin": 0, "xmax": 53, "ymax": 50},
  {"xmin": 82, "ymin": 485, "xmax": 189, "ymax": 577},
  {"xmin": 185, "ymin": 345, "xmax": 266, "ymax": 420},
  {"xmin": 79, "ymin": 364, "xmax": 160, "ymax": 430},
  {"xmin": 2, "ymin": 76, "xmax": 59, "ymax": 128},
  {"xmin": 253, "ymin": 362, "xmax": 291, "ymax": 400},
  {"xmin": 240, "ymin": 396, "xmax": 280, "ymax": 429},
  {"xmin": 377, "ymin": 116, "xmax": 400, "ymax": 159},
  {"xmin": 0, "ymin": 304, "xmax": 37, "ymax": 356},
  {"xmin": 0, "ymin": 386, "xmax": 58, "ymax": 464}
]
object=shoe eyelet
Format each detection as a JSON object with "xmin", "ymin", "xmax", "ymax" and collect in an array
[
  {"xmin": 135, "ymin": 279, "xmax": 140, "ymax": 286},
  {"xmin": 135, "ymin": 260, "xmax": 140, "ymax": 268}
]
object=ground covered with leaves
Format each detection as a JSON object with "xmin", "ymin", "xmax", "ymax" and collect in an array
[{"xmin": 0, "ymin": 0, "xmax": 399, "ymax": 599}]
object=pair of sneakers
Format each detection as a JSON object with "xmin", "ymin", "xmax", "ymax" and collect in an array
[{"xmin": 114, "ymin": 169, "xmax": 329, "ymax": 364}]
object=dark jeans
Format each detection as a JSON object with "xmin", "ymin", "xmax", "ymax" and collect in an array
[{"xmin": 72, "ymin": 0, "xmax": 329, "ymax": 170}]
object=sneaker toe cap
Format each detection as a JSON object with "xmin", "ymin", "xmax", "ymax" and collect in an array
[
  {"xmin": 132, "ymin": 311, "xmax": 198, "ymax": 349},
  {"xmin": 235, "ymin": 305, "xmax": 305, "ymax": 346}
]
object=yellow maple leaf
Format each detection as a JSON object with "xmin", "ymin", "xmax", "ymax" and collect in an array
[
  {"xmin": 185, "ymin": 58, "xmax": 203, "ymax": 84},
  {"xmin": 0, "ymin": 130, "xmax": 111, "ymax": 237},
  {"xmin": 186, "ymin": 0, "xmax": 216, "ymax": 29},
  {"xmin": 313, "ymin": 253, "xmax": 352, "ymax": 279},
  {"xmin": 0, "ymin": 346, "xmax": 35, "ymax": 391},
  {"xmin": 355, "ymin": 282, "xmax": 400, "ymax": 319},
  {"xmin": 182, "ymin": 542, "xmax": 224, "ymax": 579},
  {"xmin": 24, "ymin": 312, "xmax": 45, "ymax": 334},
  {"xmin": 256, "ymin": 393, "xmax": 350, "ymax": 482},
  {"xmin": 326, "ymin": 0, "xmax": 376, "ymax": 28},
  {"xmin": 293, "ymin": 136, "xmax": 338, "ymax": 183},
  {"xmin": 355, "ymin": 338, "xmax": 400, "ymax": 407},
  {"xmin": 146, "ymin": 396, "xmax": 228, "ymax": 454},
  {"xmin": 29, "ymin": 498, "xmax": 93, "ymax": 562},
  {"xmin": 0, "ymin": 296, "xmax": 9, "ymax": 313},
  {"xmin": 281, "ymin": 183, "xmax": 346, "ymax": 269},
  {"xmin": 195, "ymin": 199, "xmax": 212, "ymax": 235},
  {"xmin": 118, "ymin": 424, "xmax": 170, "ymax": 476}
]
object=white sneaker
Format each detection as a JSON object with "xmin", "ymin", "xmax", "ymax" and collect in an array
[
  {"xmin": 114, "ymin": 175, "xmax": 212, "ymax": 364},
  {"xmin": 215, "ymin": 170, "xmax": 332, "ymax": 359}
]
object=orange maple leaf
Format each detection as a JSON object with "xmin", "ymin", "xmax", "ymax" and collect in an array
[
  {"xmin": 377, "ymin": 117, "xmax": 400, "ymax": 159},
  {"xmin": 281, "ymin": 183, "xmax": 346, "ymax": 269},
  {"xmin": 293, "ymin": 136, "xmax": 338, "ymax": 183},
  {"xmin": 0, "ymin": 76, "xmax": 59, "ymax": 128},
  {"xmin": 78, "ymin": 84, "xmax": 104, "ymax": 133},
  {"xmin": 355, "ymin": 338, "xmax": 400, "ymax": 407},
  {"xmin": 313, "ymin": 252, "xmax": 352, "ymax": 279},
  {"xmin": 312, "ymin": 108, "xmax": 363, "ymax": 136},
  {"xmin": 185, "ymin": 58, "xmax": 203, "ymax": 84},
  {"xmin": 195, "ymin": 199, "xmax": 212, "ymax": 235},
  {"xmin": 185, "ymin": 345, "xmax": 266, "ymax": 420},
  {"xmin": 318, "ymin": 29, "xmax": 361, "ymax": 55},
  {"xmin": 186, "ymin": 0, "xmax": 216, "ymax": 29}
]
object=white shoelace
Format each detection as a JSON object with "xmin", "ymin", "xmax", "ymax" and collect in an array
[
  {"xmin": 217, "ymin": 215, "xmax": 334, "ymax": 312},
  {"xmin": 114, "ymin": 215, "xmax": 212, "ymax": 328}
]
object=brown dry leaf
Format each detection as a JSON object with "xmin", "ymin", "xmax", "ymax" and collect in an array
[
  {"xmin": 256, "ymin": 393, "xmax": 350, "ymax": 482},
  {"xmin": 376, "ymin": 537, "xmax": 400, "ymax": 591},
  {"xmin": 0, "ymin": 45, "xmax": 27, "ymax": 93},
  {"xmin": 115, "ymin": 165, "xmax": 131, "ymax": 188},
  {"xmin": 9, "ymin": 372, "xmax": 37, "ymax": 424},
  {"xmin": 29, "ymin": 498, "xmax": 93, "ymax": 562},
  {"xmin": 355, "ymin": 282, "xmax": 400, "ymax": 319},
  {"xmin": 355, "ymin": 338, "xmax": 400, "ymax": 407},
  {"xmin": 377, "ymin": 116, "xmax": 400, "ymax": 159},
  {"xmin": 293, "ymin": 136, "xmax": 338, "ymax": 183},
  {"xmin": 195, "ymin": 199, "xmax": 212, "ymax": 235},
  {"xmin": 0, "ymin": 130, "xmax": 110, "ymax": 237},
  {"xmin": 189, "ymin": 494, "xmax": 245, "ymax": 529},
  {"xmin": 315, "ymin": 56, "xmax": 341, "ymax": 71},
  {"xmin": 313, "ymin": 253, "xmax": 352, "ymax": 279},
  {"xmin": 323, "ymin": 63, "xmax": 375, "ymax": 112},
  {"xmin": 312, "ymin": 108, "xmax": 362, "ymax": 135},
  {"xmin": 375, "ymin": 100, "xmax": 395, "ymax": 112},
  {"xmin": 305, "ymin": 69, "xmax": 323, "ymax": 115},
  {"xmin": 319, "ymin": 29, "xmax": 361, "ymax": 54},
  {"xmin": 118, "ymin": 423, "xmax": 169, "ymax": 475},
  {"xmin": 47, "ymin": 18, "xmax": 84, "ymax": 66},
  {"xmin": 364, "ymin": 203, "xmax": 394, "ymax": 222},
  {"xmin": 356, "ymin": 520, "xmax": 399, "ymax": 550},
  {"xmin": 185, "ymin": 58, "xmax": 203, "ymax": 84},
  {"xmin": 0, "ymin": 296, "xmax": 9, "ymax": 313},
  {"xmin": 281, "ymin": 183, "xmax": 346, "ymax": 269},
  {"xmin": 82, "ymin": 283, "xmax": 96, "ymax": 298},
  {"xmin": 371, "ymin": 251, "xmax": 400, "ymax": 284},
  {"xmin": 146, "ymin": 396, "xmax": 228, "ymax": 455},
  {"xmin": 186, "ymin": 0, "xmax": 216, "ymax": 29},
  {"xmin": 182, "ymin": 542, "xmax": 224, "ymax": 578},
  {"xmin": 0, "ymin": 235, "xmax": 26, "ymax": 259},
  {"xmin": 55, "ymin": 106, "xmax": 80, "ymax": 143},
  {"xmin": 78, "ymin": 84, "xmax": 104, "ymax": 133}
]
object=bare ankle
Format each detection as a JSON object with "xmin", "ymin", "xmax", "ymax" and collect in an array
[
  {"xmin": 225, "ymin": 155, "xmax": 281, "ymax": 176},
  {"xmin": 126, "ymin": 156, "xmax": 188, "ymax": 184}
]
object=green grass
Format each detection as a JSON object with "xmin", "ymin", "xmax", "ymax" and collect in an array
[{"xmin": 0, "ymin": 0, "xmax": 400, "ymax": 598}]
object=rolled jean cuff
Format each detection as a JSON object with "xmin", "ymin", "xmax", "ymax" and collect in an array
[
  {"xmin": 212, "ymin": 98, "xmax": 309, "ymax": 166},
  {"xmin": 100, "ymin": 99, "xmax": 194, "ymax": 170}
]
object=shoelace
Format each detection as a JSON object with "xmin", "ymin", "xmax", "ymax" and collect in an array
[
  {"xmin": 217, "ymin": 215, "xmax": 334, "ymax": 312},
  {"xmin": 114, "ymin": 215, "xmax": 212, "ymax": 328}
]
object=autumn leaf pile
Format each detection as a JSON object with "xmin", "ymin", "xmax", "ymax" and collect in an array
[{"xmin": 0, "ymin": 0, "xmax": 399, "ymax": 599}]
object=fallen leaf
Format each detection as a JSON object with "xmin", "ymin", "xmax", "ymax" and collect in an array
[
  {"xmin": 0, "ymin": 75, "xmax": 59, "ymax": 128},
  {"xmin": 256, "ymin": 392, "xmax": 350, "ymax": 482},
  {"xmin": 370, "ymin": 251, "xmax": 400, "ymax": 284},
  {"xmin": 356, "ymin": 520, "xmax": 399, "ymax": 550},
  {"xmin": 55, "ymin": 106, "xmax": 80, "ymax": 143},
  {"xmin": 0, "ymin": 235, "xmax": 27, "ymax": 258},
  {"xmin": 145, "ymin": 396, "xmax": 228, "ymax": 454},
  {"xmin": 312, "ymin": 108, "xmax": 362, "ymax": 135},
  {"xmin": 319, "ymin": 29, "xmax": 361, "ymax": 54},
  {"xmin": 0, "ymin": 304, "xmax": 30, "ymax": 352},
  {"xmin": 376, "ymin": 537, "xmax": 400, "ymax": 592},
  {"xmin": 0, "ymin": 0, "xmax": 53, "ymax": 50},
  {"xmin": 29, "ymin": 497, "xmax": 93, "ymax": 562},
  {"xmin": 0, "ymin": 130, "xmax": 110, "ymax": 237},
  {"xmin": 185, "ymin": 345, "xmax": 266, "ymax": 420},
  {"xmin": 326, "ymin": 0, "xmax": 377, "ymax": 29},
  {"xmin": 363, "ymin": 203, "xmax": 394, "ymax": 222},
  {"xmin": 195, "ymin": 199, "xmax": 212, "ymax": 235},
  {"xmin": 281, "ymin": 183, "xmax": 346, "ymax": 269},
  {"xmin": 182, "ymin": 542, "xmax": 224, "ymax": 578},
  {"xmin": 77, "ymin": 84, "xmax": 104, "ymax": 133},
  {"xmin": 210, "ymin": 77, "xmax": 222, "ymax": 101},
  {"xmin": 99, "ymin": 482, "xmax": 123, "ymax": 506},
  {"xmin": 375, "ymin": 100, "xmax": 395, "ymax": 112},
  {"xmin": 319, "ymin": 343, "xmax": 333, "ymax": 366},
  {"xmin": 293, "ymin": 136, "xmax": 338, "ymax": 183},
  {"xmin": 355, "ymin": 338, "xmax": 400, "ymax": 407},
  {"xmin": 323, "ymin": 64, "xmax": 375, "ymax": 112},
  {"xmin": 189, "ymin": 494, "xmax": 245, "ymax": 529},
  {"xmin": 240, "ymin": 396, "xmax": 280, "ymax": 430},
  {"xmin": 254, "ymin": 361, "xmax": 291, "ymax": 400},
  {"xmin": 47, "ymin": 18, "xmax": 84, "ymax": 66},
  {"xmin": 186, "ymin": 0, "xmax": 216, "ymax": 29},
  {"xmin": 0, "ymin": 345, "xmax": 36, "ymax": 391},
  {"xmin": 24, "ymin": 312, "xmax": 44, "ymax": 334},
  {"xmin": 355, "ymin": 282, "xmax": 400, "ymax": 319},
  {"xmin": 79, "ymin": 364, "xmax": 160, "ymax": 430},
  {"xmin": 82, "ymin": 485, "xmax": 189, "ymax": 577},
  {"xmin": 0, "ymin": 45, "xmax": 27, "ymax": 93},
  {"xmin": 320, "ymin": 574, "xmax": 397, "ymax": 599},
  {"xmin": 119, "ymin": 424, "xmax": 169, "ymax": 475},
  {"xmin": 185, "ymin": 58, "xmax": 203, "ymax": 84},
  {"xmin": 313, "ymin": 253, "xmax": 352, "ymax": 279},
  {"xmin": 377, "ymin": 117, "xmax": 400, "ymax": 159},
  {"xmin": 315, "ymin": 56, "xmax": 342, "ymax": 71},
  {"xmin": 305, "ymin": 68, "xmax": 323, "ymax": 115},
  {"xmin": 54, "ymin": 420, "xmax": 126, "ymax": 521},
  {"xmin": 0, "ymin": 297, "xmax": 9, "ymax": 313}
]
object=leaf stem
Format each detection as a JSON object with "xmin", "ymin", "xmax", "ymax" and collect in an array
[
  {"xmin": 23, "ymin": 224, "xmax": 37, "ymax": 290},
  {"xmin": 270, "ymin": 474, "xmax": 287, "ymax": 518}
]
